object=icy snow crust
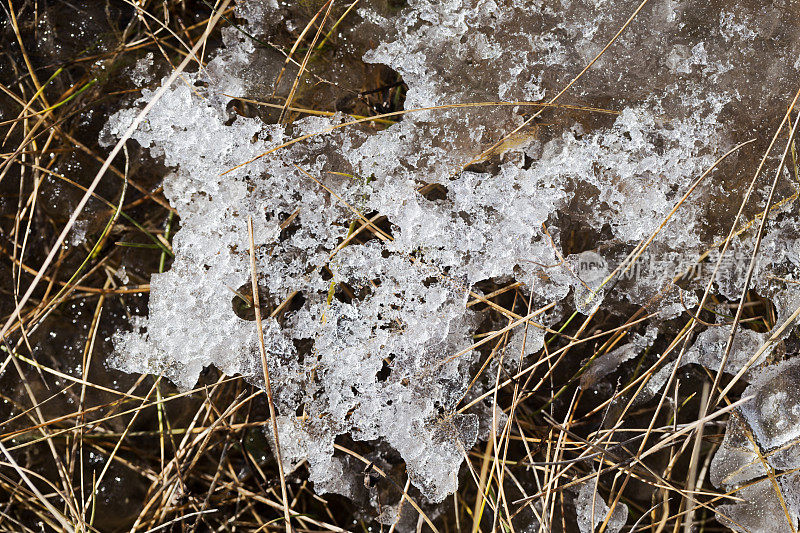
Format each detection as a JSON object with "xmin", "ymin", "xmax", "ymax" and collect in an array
[{"xmin": 105, "ymin": 0, "xmax": 800, "ymax": 516}]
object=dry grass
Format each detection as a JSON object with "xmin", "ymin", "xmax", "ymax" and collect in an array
[{"xmin": 1, "ymin": 0, "xmax": 798, "ymax": 532}]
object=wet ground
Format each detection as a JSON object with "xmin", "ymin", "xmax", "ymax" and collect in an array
[{"xmin": 2, "ymin": 0, "xmax": 800, "ymax": 531}]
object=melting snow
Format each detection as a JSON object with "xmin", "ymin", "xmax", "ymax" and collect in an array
[{"xmin": 103, "ymin": 0, "xmax": 800, "ymax": 514}]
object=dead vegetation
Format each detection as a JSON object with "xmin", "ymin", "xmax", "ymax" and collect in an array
[{"xmin": 1, "ymin": 0, "xmax": 799, "ymax": 532}]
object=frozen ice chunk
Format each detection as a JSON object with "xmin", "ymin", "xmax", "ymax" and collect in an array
[
  {"xmin": 716, "ymin": 475, "xmax": 800, "ymax": 533},
  {"xmin": 575, "ymin": 482, "xmax": 628, "ymax": 533},
  {"xmin": 739, "ymin": 359, "xmax": 800, "ymax": 469},
  {"xmin": 710, "ymin": 412, "xmax": 768, "ymax": 490},
  {"xmin": 639, "ymin": 326, "xmax": 766, "ymax": 403},
  {"xmin": 581, "ymin": 326, "xmax": 657, "ymax": 389},
  {"xmin": 712, "ymin": 359, "xmax": 800, "ymax": 529},
  {"xmin": 683, "ymin": 327, "xmax": 767, "ymax": 380}
]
